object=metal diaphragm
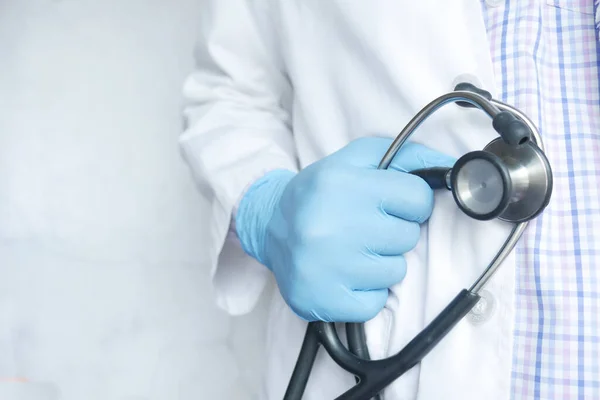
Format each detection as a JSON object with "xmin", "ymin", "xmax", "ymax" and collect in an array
[{"xmin": 450, "ymin": 151, "xmax": 512, "ymax": 220}]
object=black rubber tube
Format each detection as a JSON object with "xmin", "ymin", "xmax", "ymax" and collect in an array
[
  {"xmin": 284, "ymin": 323, "xmax": 321, "ymax": 400},
  {"xmin": 410, "ymin": 167, "xmax": 452, "ymax": 190},
  {"xmin": 454, "ymin": 82, "xmax": 493, "ymax": 108},
  {"xmin": 492, "ymin": 111, "xmax": 531, "ymax": 146},
  {"xmin": 334, "ymin": 289, "xmax": 481, "ymax": 400},
  {"xmin": 346, "ymin": 323, "xmax": 382, "ymax": 400}
]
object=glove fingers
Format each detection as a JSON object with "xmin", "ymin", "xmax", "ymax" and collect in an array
[
  {"xmin": 362, "ymin": 169, "xmax": 435, "ymax": 223},
  {"xmin": 300, "ymin": 287, "xmax": 389, "ymax": 323},
  {"xmin": 339, "ymin": 288, "xmax": 389, "ymax": 323},
  {"xmin": 385, "ymin": 142, "xmax": 457, "ymax": 172},
  {"xmin": 338, "ymin": 137, "xmax": 455, "ymax": 171},
  {"xmin": 363, "ymin": 214, "xmax": 421, "ymax": 256},
  {"xmin": 336, "ymin": 136, "xmax": 394, "ymax": 167},
  {"xmin": 346, "ymin": 254, "xmax": 407, "ymax": 291}
]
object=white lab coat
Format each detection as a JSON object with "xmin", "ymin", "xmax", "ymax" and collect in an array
[{"xmin": 180, "ymin": 1, "xmax": 517, "ymax": 399}]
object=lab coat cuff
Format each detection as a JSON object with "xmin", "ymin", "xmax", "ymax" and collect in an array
[
  {"xmin": 179, "ymin": 126, "xmax": 298, "ymax": 315},
  {"xmin": 211, "ymin": 166, "xmax": 297, "ymax": 316}
]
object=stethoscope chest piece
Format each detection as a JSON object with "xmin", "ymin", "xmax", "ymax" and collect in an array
[
  {"xmin": 450, "ymin": 138, "xmax": 553, "ymax": 223},
  {"xmin": 450, "ymin": 149, "xmax": 513, "ymax": 221}
]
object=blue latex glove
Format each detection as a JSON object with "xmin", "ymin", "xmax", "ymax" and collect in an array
[{"xmin": 236, "ymin": 137, "xmax": 455, "ymax": 322}]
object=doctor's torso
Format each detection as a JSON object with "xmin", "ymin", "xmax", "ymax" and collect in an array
[
  {"xmin": 254, "ymin": 2, "xmax": 520, "ymax": 400},
  {"xmin": 198, "ymin": 1, "xmax": 600, "ymax": 399}
]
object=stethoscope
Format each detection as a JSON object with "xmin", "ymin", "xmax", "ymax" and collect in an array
[{"xmin": 283, "ymin": 83, "xmax": 553, "ymax": 400}]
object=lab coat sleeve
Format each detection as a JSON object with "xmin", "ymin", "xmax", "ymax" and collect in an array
[{"xmin": 179, "ymin": 0, "xmax": 298, "ymax": 315}]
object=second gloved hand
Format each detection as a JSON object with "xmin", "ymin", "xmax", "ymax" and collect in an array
[{"xmin": 236, "ymin": 137, "xmax": 455, "ymax": 322}]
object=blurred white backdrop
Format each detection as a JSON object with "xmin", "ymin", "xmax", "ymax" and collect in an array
[{"xmin": 0, "ymin": 1, "xmax": 271, "ymax": 399}]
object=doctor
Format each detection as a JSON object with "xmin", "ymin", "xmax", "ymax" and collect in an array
[{"xmin": 180, "ymin": 1, "xmax": 600, "ymax": 399}]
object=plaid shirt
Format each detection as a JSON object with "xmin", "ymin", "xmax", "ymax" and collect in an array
[{"xmin": 481, "ymin": 1, "xmax": 600, "ymax": 398}]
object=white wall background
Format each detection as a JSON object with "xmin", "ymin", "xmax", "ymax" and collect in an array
[{"xmin": 0, "ymin": 1, "xmax": 270, "ymax": 399}]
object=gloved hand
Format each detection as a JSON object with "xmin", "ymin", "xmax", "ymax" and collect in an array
[{"xmin": 236, "ymin": 137, "xmax": 455, "ymax": 322}]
